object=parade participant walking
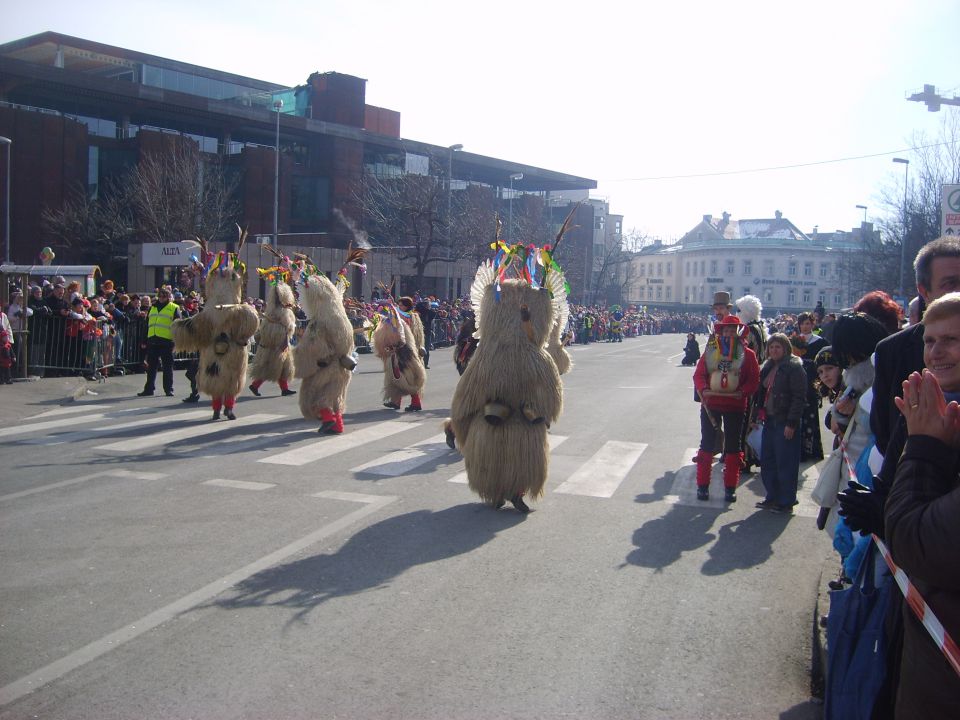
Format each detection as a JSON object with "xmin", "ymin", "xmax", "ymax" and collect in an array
[
  {"xmin": 292, "ymin": 250, "xmax": 363, "ymax": 434},
  {"xmin": 373, "ymin": 295, "xmax": 426, "ymax": 412},
  {"xmin": 755, "ymin": 333, "xmax": 807, "ymax": 512},
  {"xmin": 681, "ymin": 333, "xmax": 700, "ymax": 366},
  {"xmin": 248, "ymin": 253, "xmax": 297, "ymax": 398},
  {"xmin": 171, "ymin": 229, "xmax": 260, "ymax": 420},
  {"xmin": 449, "ymin": 237, "xmax": 567, "ymax": 513},
  {"xmin": 137, "ymin": 287, "xmax": 180, "ymax": 397},
  {"xmin": 692, "ymin": 315, "xmax": 760, "ymax": 502}
]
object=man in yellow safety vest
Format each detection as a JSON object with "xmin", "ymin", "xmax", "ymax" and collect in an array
[{"xmin": 138, "ymin": 287, "xmax": 181, "ymax": 397}]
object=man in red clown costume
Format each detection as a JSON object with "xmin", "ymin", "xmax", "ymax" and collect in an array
[{"xmin": 692, "ymin": 314, "xmax": 760, "ymax": 502}]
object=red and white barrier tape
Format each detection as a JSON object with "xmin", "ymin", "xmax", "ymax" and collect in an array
[
  {"xmin": 872, "ymin": 534, "xmax": 960, "ymax": 678},
  {"xmin": 838, "ymin": 439, "xmax": 960, "ymax": 677}
]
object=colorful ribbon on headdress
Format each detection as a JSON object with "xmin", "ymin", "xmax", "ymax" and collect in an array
[{"xmin": 257, "ymin": 265, "xmax": 290, "ymax": 286}]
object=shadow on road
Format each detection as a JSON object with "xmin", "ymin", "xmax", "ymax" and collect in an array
[
  {"xmin": 700, "ymin": 509, "xmax": 792, "ymax": 576},
  {"xmin": 624, "ymin": 504, "xmax": 718, "ymax": 571},
  {"xmin": 199, "ymin": 503, "xmax": 523, "ymax": 625}
]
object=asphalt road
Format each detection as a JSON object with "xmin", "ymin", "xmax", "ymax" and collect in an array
[{"xmin": 0, "ymin": 334, "xmax": 832, "ymax": 719}]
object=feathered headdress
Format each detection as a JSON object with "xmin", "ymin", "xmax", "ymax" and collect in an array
[
  {"xmin": 256, "ymin": 243, "xmax": 292, "ymax": 286},
  {"xmin": 189, "ymin": 225, "xmax": 249, "ymax": 281},
  {"xmin": 469, "ymin": 204, "xmax": 577, "ymax": 332}
]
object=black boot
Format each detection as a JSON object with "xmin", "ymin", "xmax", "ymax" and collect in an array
[
  {"xmin": 509, "ymin": 494, "xmax": 531, "ymax": 514},
  {"xmin": 224, "ymin": 408, "xmax": 236, "ymax": 421},
  {"xmin": 249, "ymin": 383, "xmax": 261, "ymax": 397},
  {"xmin": 724, "ymin": 488, "xmax": 737, "ymax": 503},
  {"xmin": 182, "ymin": 393, "xmax": 200, "ymax": 403},
  {"xmin": 281, "ymin": 388, "xmax": 296, "ymax": 396},
  {"xmin": 696, "ymin": 486, "xmax": 709, "ymax": 501},
  {"xmin": 212, "ymin": 408, "xmax": 221, "ymax": 420}
]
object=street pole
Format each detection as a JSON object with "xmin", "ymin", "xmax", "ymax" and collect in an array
[
  {"xmin": 893, "ymin": 158, "xmax": 909, "ymax": 297},
  {"xmin": 273, "ymin": 100, "xmax": 283, "ymax": 246},
  {"xmin": 508, "ymin": 172, "xmax": 523, "ymax": 242},
  {"xmin": 0, "ymin": 136, "xmax": 10, "ymax": 263},
  {"xmin": 447, "ymin": 144, "xmax": 463, "ymax": 300}
]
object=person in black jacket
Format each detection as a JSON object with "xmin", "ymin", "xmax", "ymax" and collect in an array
[{"xmin": 884, "ymin": 293, "xmax": 960, "ymax": 718}]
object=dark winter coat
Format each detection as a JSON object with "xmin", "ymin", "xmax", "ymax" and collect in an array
[
  {"xmin": 885, "ymin": 434, "xmax": 960, "ymax": 719},
  {"xmin": 758, "ymin": 354, "xmax": 806, "ymax": 428}
]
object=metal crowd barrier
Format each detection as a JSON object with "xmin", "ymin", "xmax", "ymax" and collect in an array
[{"xmin": 23, "ymin": 314, "xmax": 117, "ymax": 380}]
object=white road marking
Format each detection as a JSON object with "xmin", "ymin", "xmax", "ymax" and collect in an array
[
  {"xmin": 617, "ymin": 386, "xmax": 652, "ymax": 389},
  {"xmin": 23, "ymin": 410, "xmax": 212, "ymax": 445},
  {"xmin": 447, "ymin": 434, "xmax": 569, "ymax": 484},
  {"xmin": 94, "ymin": 413, "xmax": 284, "ymax": 452},
  {"xmin": 0, "ymin": 469, "xmax": 167, "ymax": 503},
  {"xmin": 259, "ymin": 420, "xmax": 420, "ymax": 467},
  {"xmin": 665, "ymin": 448, "xmax": 730, "ymax": 509},
  {"xmin": 202, "ymin": 478, "xmax": 275, "ymax": 491},
  {"xmin": 0, "ymin": 411, "xmax": 118, "ymax": 439},
  {"xmin": 351, "ymin": 433, "xmax": 451, "ymax": 476},
  {"xmin": 0, "ymin": 492, "xmax": 396, "ymax": 708},
  {"xmin": 554, "ymin": 440, "xmax": 648, "ymax": 497},
  {"xmin": 666, "ymin": 447, "xmax": 821, "ymax": 516},
  {"xmin": 27, "ymin": 404, "xmax": 117, "ymax": 419}
]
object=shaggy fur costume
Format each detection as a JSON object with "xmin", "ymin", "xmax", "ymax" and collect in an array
[
  {"xmin": 172, "ymin": 255, "xmax": 259, "ymax": 417},
  {"xmin": 450, "ymin": 276, "xmax": 563, "ymax": 506},
  {"xmin": 546, "ymin": 300, "xmax": 573, "ymax": 375},
  {"xmin": 372, "ymin": 305, "xmax": 426, "ymax": 407},
  {"xmin": 293, "ymin": 274, "xmax": 356, "ymax": 432},
  {"xmin": 249, "ymin": 281, "xmax": 296, "ymax": 388}
]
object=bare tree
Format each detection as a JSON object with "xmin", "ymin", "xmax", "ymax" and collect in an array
[
  {"xmin": 872, "ymin": 112, "xmax": 960, "ymax": 294},
  {"xmin": 129, "ymin": 142, "xmax": 240, "ymax": 244}
]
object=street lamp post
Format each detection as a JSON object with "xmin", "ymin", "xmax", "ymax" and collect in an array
[
  {"xmin": 446, "ymin": 144, "xmax": 463, "ymax": 299},
  {"xmin": 855, "ymin": 204, "xmax": 867, "ymax": 224},
  {"xmin": 273, "ymin": 100, "xmax": 283, "ymax": 246},
  {"xmin": 508, "ymin": 172, "xmax": 523, "ymax": 242},
  {"xmin": 0, "ymin": 136, "xmax": 10, "ymax": 263},
  {"xmin": 893, "ymin": 157, "xmax": 910, "ymax": 297}
]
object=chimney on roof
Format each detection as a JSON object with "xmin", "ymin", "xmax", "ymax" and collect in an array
[
  {"xmin": 703, "ymin": 214, "xmax": 712, "ymax": 223},
  {"xmin": 722, "ymin": 211, "xmax": 730, "ymax": 223},
  {"xmin": 775, "ymin": 210, "xmax": 783, "ymax": 220}
]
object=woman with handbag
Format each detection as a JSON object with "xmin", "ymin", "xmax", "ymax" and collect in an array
[{"xmin": 755, "ymin": 333, "xmax": 807, "ymax": 513}]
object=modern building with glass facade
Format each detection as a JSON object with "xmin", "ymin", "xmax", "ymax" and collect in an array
[{"xmin": 0, "ymin": 31, "xmax": 597, "ymax": 292}]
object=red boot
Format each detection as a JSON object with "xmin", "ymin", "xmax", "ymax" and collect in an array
[
  {"xmin": 332, "ymin": 411, "xmax": 344, "ymax": 434},
  {"xmin": 695, "ymin": 449, "xmax": 713, "ymax": 500},
  {"xmin": 405, "ymin": 393, "xmax": 422, "ymax": 412},
  {"xmin": 722, "ymin": 452, "xmax": 741, "ymax": 502},
  {"xmin": 319, "ymin": 408, "xmax": 337, "ymax": 434}
]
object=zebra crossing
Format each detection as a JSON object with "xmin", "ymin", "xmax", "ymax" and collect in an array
[{"xmin": 8, "ymin": 400, "xmax": 822, "ymax": 509}]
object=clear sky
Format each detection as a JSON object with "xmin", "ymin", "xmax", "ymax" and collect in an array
[{"xmin": 4, "ymin": 0, "xmax": 958, "ymax": 240}]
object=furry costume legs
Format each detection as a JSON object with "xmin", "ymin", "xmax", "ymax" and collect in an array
[{"xmin": 211, "ymin": 396, "xmax": 237, "ymax": 421}]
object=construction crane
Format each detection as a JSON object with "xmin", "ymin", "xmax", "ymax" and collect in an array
[{"xmin": 906, "ymin": 84, "xmax": 960, "ymax": 112}]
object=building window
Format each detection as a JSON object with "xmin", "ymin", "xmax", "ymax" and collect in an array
[
  {"xmin": 743, "ymin": 260, "xmax": 752, "ymax": 276},
  {"xmin": 763, "ymin": 259, "xmax": 775, "ymax": 276},
  {"xmin": 711, "ymin": 260, "xmax": 718, "ymax": 275},
  {"xmin": 804, "ymin": 262, "xmax": 813, "ymax": 277},
  {"xmin": 802, "ymin": 289, "xmax": 811, "ymax": 305},
  {"xmin": 818, "ymin": 292, "xmax": 826, "ymax": 305},
  {"xmin": 656, "ymin": 286, "xmax": 662, "ymax": 300},
  {"xmin": 743, "ymin": 287, "xmax": 750, "ymax": 298},
  {"xmin": 763, "ymin": 288, "xmax": 773, "ymax": 304},
  {"xmin": 666, "ymin": 287, "xmax": 672, "ymax": 300},
  {"xmin": 684, "ymin": 288, "xmax": 690, "ymax": 302},
  {"xmin": 788, "ymin": 261, "xmax": 797, "ymax": 277},
  {"xmin": 788, "ymin": 288, "xmax": 797, "ymax": 305},
  {"xmin": 666, "ymin": 261, "xmax": 672, "ymax": 276},
  {"xmin": 656, "ymin": 262, "xmax": 662, "ymax": 276},
  {"xmin": 726, "ymin": 259, "xmax": 735, "ymax": 275},
  {"xmin": 833, "ymin": 293, "xmax": 842, "ymax": 307},
  {"xmin": 700, "ymin": 260, "xmax": 705, "ymax": 276},
  {"xmin": 685, "ymin": 261, "xmax": 690, "ymax": 276},
  {"xmin": 692, "ymin": 262, "xmax": 698, "ymax": 277},
  {"xmin": 699, "ymin": 286, "xmax": 705, "ymax": 301},
  {"xmin": 820, "ymin": 263, "xmax": 829, "ymax": 278},
  {"xmin": 648, "ymin": 263, "xmax": 654, "ymax": 276},
  {"xmin": 639, "ymin": 263, "xmax": 645, "ymax": 276}
]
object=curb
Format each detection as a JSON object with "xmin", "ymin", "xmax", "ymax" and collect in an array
[{"xmin": 811, "ymin": 551, "xmax": 839, "ymax": 702}]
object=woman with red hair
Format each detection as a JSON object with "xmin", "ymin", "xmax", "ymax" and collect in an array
[{"xmin": 853, "ymin": 290, "xmax": 903, "ymax": 334}]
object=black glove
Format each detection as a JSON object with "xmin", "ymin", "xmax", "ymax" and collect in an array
[{"xmin": 837, "ymin": 480, "xmax": 885, "ymax": 537}]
